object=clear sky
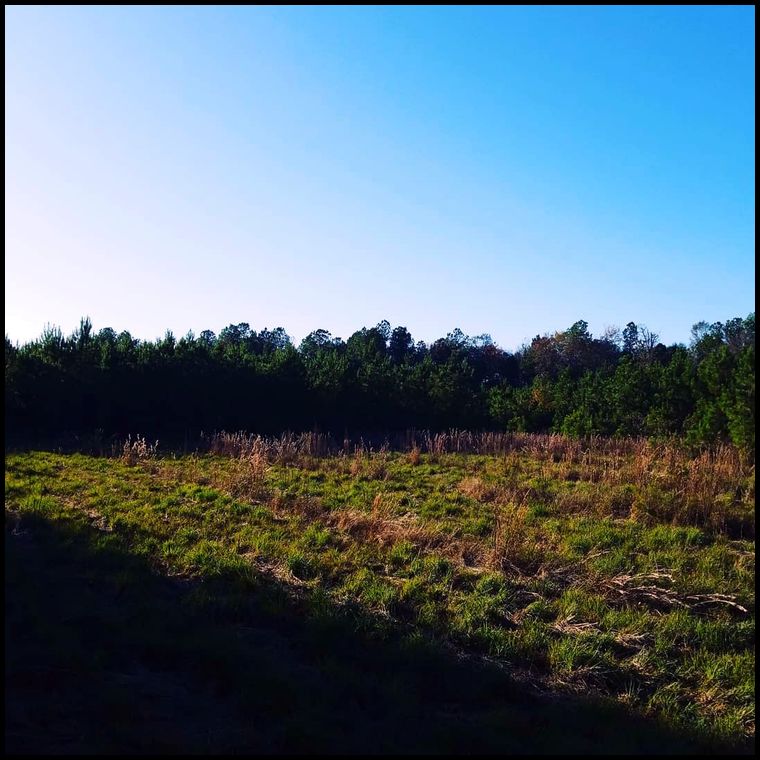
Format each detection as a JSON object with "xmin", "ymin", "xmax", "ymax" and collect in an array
[{"xmin": 5, "ymin": 5, "xmax": 755, "ymax": 349}]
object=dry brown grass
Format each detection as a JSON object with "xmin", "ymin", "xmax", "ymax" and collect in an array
[
  {"xmin": 203, "ymin": 431, "xmax": 328, "ymax": 463},
  {"xmin": 621, "ymin": 443, "xmax": 753, "ymax": 534},
  {"xmin": 457, "ymin": 476, "xmax": 498, "ymax": 502},
  {"xmin": 221, "ymin": 451, "xmax": 269, "ymax": 502},
  {"xmin": 174, "ymin": 430, "xmax": 753, "ymax": 535},
  {"xmin": 202, "ymin": 429, "xmax": 749, "ymax": 475},
  {"xmin": 120, "ymin": 434, "xmax": 159, "ymax": 466},
  {"xmin": 485, "ymin": 437, "xmax": 752, "ymax": 534},
  {"xmin": 328, "ymin": 508, "xmax": 484, "ymax": 567},
  {"xmin": 200, "ymin": 429, "xmax": 657, "ymax": 463},
  {"xmin": 486, "ymin": 502, "xmax": 552, "ymax": 575},
  {"xmin": 349, "ymin": 451, "xmax": 364, "ymax": 477},
  {"xmin": 270, "ymin": 492, "xmax": 329, "ymax": 521},
  {"xmin": 553, "ymin": 486, "xmax": 607, "ymax": 517}
]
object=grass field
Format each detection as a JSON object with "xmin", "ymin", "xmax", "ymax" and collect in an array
[{"xmin": 5, "ymin": 435, "xmax": 755, "ymax": 753}]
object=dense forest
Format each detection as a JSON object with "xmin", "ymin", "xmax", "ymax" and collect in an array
[{"xmin": 4, "ymin": 314, "xmax": 755, "ymax": 451}]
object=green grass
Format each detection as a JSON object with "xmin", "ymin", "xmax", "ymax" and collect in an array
[{"xmin": 5, "ymin": 449, "xmax": 754, "ymax": 753}]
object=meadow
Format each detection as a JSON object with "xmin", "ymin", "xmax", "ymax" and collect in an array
[{"xmin": 5, "ymin": 432, "xmax": 755, "ymax": 753}]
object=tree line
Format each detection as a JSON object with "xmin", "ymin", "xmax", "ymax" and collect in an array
[{"xmin": 4, "ymin": 314, "xmax": 754, "ymax": 451}]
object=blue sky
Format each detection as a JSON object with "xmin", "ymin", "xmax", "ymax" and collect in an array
[{"xmin": 5, "ymin": 6, "xmax": 755, "ymax": 349}]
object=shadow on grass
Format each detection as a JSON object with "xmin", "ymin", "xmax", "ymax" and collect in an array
[{"xmin": 5, "ymin": 513, "xmax": 746, "ymax": 755}]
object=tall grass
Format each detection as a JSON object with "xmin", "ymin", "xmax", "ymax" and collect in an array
[
  {"xmin": 119, "ymin": 434, "xmax": 159, "ymax": 465},
  {"xmin": 145, "ymin": 430, "xmax": 754, "ymax": 536},
  {"xmin": 200, "ymin": 429, "xmax": 749, "ymax": 463}
]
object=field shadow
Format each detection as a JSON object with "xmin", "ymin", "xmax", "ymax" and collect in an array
[{"xmin": 5, "ymin": 512, "xmax": 746, "ymax": 755}]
